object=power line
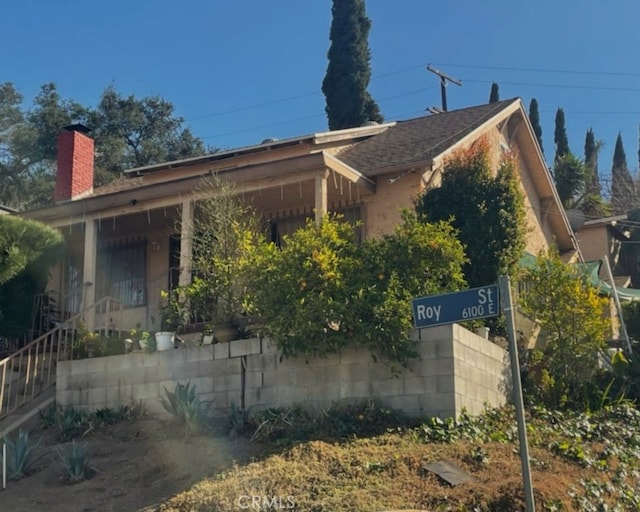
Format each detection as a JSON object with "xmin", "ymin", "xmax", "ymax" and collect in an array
[
  {"xmin": 430, "ymin": 62, "xmax": 640, "ymax": 78},
  {"xmin": 462, "ymin": 78, "xmax": 640, "ymax": 94}
]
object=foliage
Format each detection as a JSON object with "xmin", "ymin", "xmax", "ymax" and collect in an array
[
  {"xmin": 0, "ymin": 214, "xmax": 63, "ymax": 338},
  {"xmin": 176, "ymin": 174, "xmax": 267, "ymax": 327},
  {"xmin": 519, "ymin": 250, "xmax": 611, "ymax": 408},
  {"xmin": 554, "ymin": 107, "xmax": 570, "ymax": 162},
  {"xmin": 0, "ymin": 81, "xmax": 206, "ymax": 209},
  {"xmin": 489, "ymin": 82, "xmax": 499, "ymax": 103},
  {"xmin": 611, "ymin": 132, "xmax": 636, "ymax": 214},
  {"xmin": 160, "ymin": 381, "xmax": 210, "ymax": 440},
  {"xmin": 2, "ymin": 429, "xmax": 43, "ymax": 480},
  {"xmin": 416, "ymin": 137, "xmax": 527, "ymax": 290},
  {"xmin": 553, "ymin": 153, "xmax": 607, "ymax": 215},
  {"xmin": 55, "ymin": 440, "xmax": 90, "ymax": 483},
  {"xmin": 248, "ymin": 212, "xmax": 466, "ymax": 364},
  {"xmin": 88, "ymin": 85, "xmax": 206, "ymax": 184},
  {"xmin": 321, "ymin": 0, "xmax": 383, "ymax": 130},
  {"xmin": 248, "ymin": 400, "xmax": 416, "ymax": 444},
  {"xmin": 40, "ymin": 402, "xmax": 145, "ymax": 441},
  {"xmin": 528, "ymin": 98, "xmax": 543, "ymax": 154}
]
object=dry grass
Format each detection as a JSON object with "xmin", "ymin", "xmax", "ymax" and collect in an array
[{"xmin": 157, "ymin": 431, "xmax": 623, "ymax": 511}]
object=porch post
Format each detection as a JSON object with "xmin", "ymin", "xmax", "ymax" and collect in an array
[
  {"xmin": 179, "ymin": 199, "xmax": 194, "ymax": 286},
  {"xmin": 82, "ymin": 218, "xmax": 97, "ymax": 330},
  {"xmin": 314, "ymin": 170, "xmax": 329, "ymax": 225}
]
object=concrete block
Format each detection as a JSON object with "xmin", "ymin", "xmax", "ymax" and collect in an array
[
  {"xmin": 56, "ymin": 389, "xmax": 72, "ymax": 406},
  {"xmin": 340, "ymin": 363, "xmax": 370, "ymax": 382},
  {"xmin": 226, "ymin": 390, "xmax": 242, "ymax": 407},
  {"xmin": 246, "ymin": 353, "xmax": 276, "ymax": 372},
  {"xmin": 278, "ymin": 385, "xmax": 308, "ymax": 404},
  {"xmin": 229, "ymin": 338, "xmax": 261, "ymax": 358},
  {"xmin": 245, "ymin": 371, "xmax": 263, "ymax": 389},
  {"xmin": 339, "ymin": 347, "xmax": 365, "ymax": 365},
  {"xmin": 384, "ymin": 394, "xmax": 421, "ymax": 415},
  {"xmin": 339, "ymin": 379, "xmax": 370, "ymax": 399},
  {"xmin": 263, "ymin": 369, "xmax": 294, "ymax": 387},
  {"xmin": 419, "ymin": 393, "xmax": 456, "ymax": 418},
  {"xmin": 369, "ymin": 362, "xmax": 393, "ymax": 381},
  {"xmin": 57, "ymin": 360, "xmax": 72, "ymax": 376},
  {"xmin": 170, "ymin": 361, "xmax": 200, "ymax": 381},
  {"xmin": 403, "ymin": 376, "xmax": 427, "ymax": 395},
  {"xmin": 250, "ymin": 386, "xmax": 277, "ymax": 406},
  {"xmin": 261, "ymin": 337, "xmax": 279, "ymax": 354},
  {"xmin": 436, "ymin": 375, "xmax": 454, "ymax": 394},
  {"xmin": 87, "ymin": 387, "xmax": 107, "ymax": 406},
  {"xmin": 371, "ymin": 378, "xmax": 402, "ymax": 397},
  {"xmin": 131, "ymin": 382, "xmax": 160, "ymax": 401},
  {"xmin": 420, "ymin": 359, "xmax": 454, "ymax": 377},
  {"xmin": 213, "ymin": 342, "xmax": 230, "ymax": 360},
  {"xmin": 185, "ymin": 345, "xmax": 214, "ymax": 362},
  {"xmin": 309, "ymin": 382, "xmax": 340, "ymax": 401},
  {"xmin": 212, "ymin": 373, "xmax": 241, "ymax": 392}
]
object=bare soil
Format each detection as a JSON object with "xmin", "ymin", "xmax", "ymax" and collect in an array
[{"xmin": 0, "ymin": 417, "xmax": 265, "ymax": 512}]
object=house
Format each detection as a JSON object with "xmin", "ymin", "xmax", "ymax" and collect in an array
[{"xmin": 21, "ymin": 98, "xmax": 577, "ymax": 333}]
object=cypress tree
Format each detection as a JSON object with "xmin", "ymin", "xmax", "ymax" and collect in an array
[
  {"xmin": 583, "ymin": 128, "xmax": 601, "ymax": 197},
  {"xmin": 322, "ymin": 0, "xmax": 383, "ymax": 130},
  {"xmin": 611, "ymin": 133, "xmax": 636, "ymax": 214},
  {"xmin": 554, "ymin": 108, "xmax": 570, "ymax": 162},
  {"xmin": 528, "ymin": 98, "xmax": 543, "ymax": 154},
  {"xmin": 489, "ymin": 83, "xmax": 499, "ymax": 103}
]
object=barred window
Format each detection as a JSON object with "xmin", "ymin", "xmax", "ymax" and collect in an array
[{"xmin": 96, "ymin": 238, "xmax": 146, "ymax": 306}]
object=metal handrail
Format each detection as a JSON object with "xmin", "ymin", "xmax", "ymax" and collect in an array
[{"xmin": 0, "ymin": 296, "xmax": 123, "ymax": 420}]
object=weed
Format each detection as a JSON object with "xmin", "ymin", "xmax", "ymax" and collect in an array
[
  {"xmin": 55, "ymin": 440, "xmax": 90, "ymax": 483},
  {"xmin": 2, "ymin": 429, "xmax": 43, "ymax": 480}
]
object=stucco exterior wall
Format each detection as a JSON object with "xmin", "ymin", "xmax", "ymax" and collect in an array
[
  {"xmin": 362, "ymin": 172, "xmax": 423, "ymax": 239},
  {"xmin": 57, "ymin": 324, "xmax": 509, "ymax": 419}
]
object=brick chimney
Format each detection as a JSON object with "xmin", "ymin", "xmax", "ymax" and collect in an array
[{"xmin": 54, "ymin": 123, "xmax": 94, "ymax": 202}]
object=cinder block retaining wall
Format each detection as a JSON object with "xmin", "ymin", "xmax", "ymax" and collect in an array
[{"xmin": 56, "ymin": 324, "xmax": 509, "ymax": 418}]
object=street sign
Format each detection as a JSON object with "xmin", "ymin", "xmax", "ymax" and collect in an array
[{"xmin": 412, "ymin": 284, "xmax": 500, "ymax": 328}]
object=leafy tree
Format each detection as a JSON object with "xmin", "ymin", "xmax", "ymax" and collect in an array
[
  {"xmin": 416, "ymin": 138, "xmax": 527, "ymax": 289},
  {"xmin": 611, "ymin": 132, "xmax": 636, "ymax": 214},
  {"xmin": 528, "ymin": 98, "xmax": 543, "ymax": 155},
  {"xmin": 489, "ymin": 83, "xmax": 499, "ymax": 103},
  {"xmin": 554, "ymin": 107, "xmax": 570, "ymax": 162},
  {"xmin": 519, "ymin": 250, "xmax": 611, "ymax": 409},
  {"xmin": 322, "ymin": 0, "xmax": 383, "ymax": 130},
  {"xmin": 0, "ymin": 215, "xmax": 63, "ymax": 338},
  {"xmin": 0, "ymin": 82, "xmax": 206, "ymax": 209},
  {"xmin": 248, "ymin": 212, "xmax": 466, "ymax": 364},
  {"xmin": 89, "ymin": 85, "xmax": 205, "ymax": 185}
]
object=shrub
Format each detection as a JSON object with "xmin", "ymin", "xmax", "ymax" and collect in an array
[
  {"xmin": 519, "ymin": 250, "xmax": 611, "ymax": 408},
  {"xmin": 249, "ymin": 212, "xmax": 466, "ymax": 364}
]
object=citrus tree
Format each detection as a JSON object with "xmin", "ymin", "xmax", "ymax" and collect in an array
[
  {"xmin": 518, "ymin": 250, "xmax": 611, "ymax": 408},
  {"xmin": 248, "ymin": 211, "xmax": 466, "ymax": 364}
]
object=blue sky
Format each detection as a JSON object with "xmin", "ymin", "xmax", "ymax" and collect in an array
[{"xmin": 3, "ymin": 0, "xmax": 640, "ymax": 193}]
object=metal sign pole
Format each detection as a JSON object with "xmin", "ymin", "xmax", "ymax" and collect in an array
[{"xmin": 498, "ymin": 275, "xmax": 535, "ymax": 511}]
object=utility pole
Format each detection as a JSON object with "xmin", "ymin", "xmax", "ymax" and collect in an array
[{"xmin": 427, "ymin": 64, "xmax": 462, "ymax": 112}]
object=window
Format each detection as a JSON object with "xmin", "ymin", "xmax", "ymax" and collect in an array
[
  {"xmin": 96, "ymin": 238, "xmax": 146, "ymax": 306},
  {"xmin": 269, "ymin": 206, "xmax": 362, "ymax": 246}
]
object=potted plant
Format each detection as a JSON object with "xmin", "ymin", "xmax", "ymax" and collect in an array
[{"xmin": 155, "ymin": 289, "xmax": 185, "ymax": 351}]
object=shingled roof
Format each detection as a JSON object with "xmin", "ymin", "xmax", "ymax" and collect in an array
[{"xmin": 337, "ymin": 98, "xmax": 518, "ymax": 174}]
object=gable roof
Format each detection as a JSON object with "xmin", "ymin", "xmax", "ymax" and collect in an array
[{"xmin": 337, "ymin": 99, "xmax": 518, "ymax": 174}]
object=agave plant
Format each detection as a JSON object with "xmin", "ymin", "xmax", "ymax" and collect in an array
[
  {"xmin": 55, "ymin": 440, "xmax": 89, "ymax": 483},
  {"xmin": 3, "ymin": 429, "xmax": 43, "ymax": 480},
  {"xmin": 160, "ymin": 381, "xmax": 209, "ymax": 439}
]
